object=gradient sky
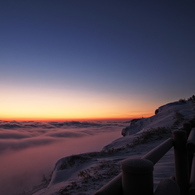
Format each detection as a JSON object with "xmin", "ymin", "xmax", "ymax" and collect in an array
[{"xmin": 1, "ymin": 1, "xmax": 195, "ymax": 120}]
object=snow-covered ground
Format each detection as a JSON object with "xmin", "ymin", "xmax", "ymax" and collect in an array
[{"xmin": 32, "ymin": 99, "xmax": 195, "ymax": 195}]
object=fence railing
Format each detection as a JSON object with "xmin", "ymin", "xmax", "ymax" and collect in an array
[{"xmin": 94, "ymin": 122, "xmax": 195, "ymax": 195}]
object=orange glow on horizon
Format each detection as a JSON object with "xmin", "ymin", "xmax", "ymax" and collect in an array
[
  {"xmin": 0, "ymin": 85, "xmax": 155, "ymax": 122},
  {"xmin": 0, "ymin": 112, "xmax": 153, "ymax": 122}
]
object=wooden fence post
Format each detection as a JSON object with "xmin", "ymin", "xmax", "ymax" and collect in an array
[
  {"xmin": 173, "ymin": 130, "xmax": 189, "ymax": 195},
  {"xmin": 187, "ymin": 127, "xmax": 195, "ymax": 174},
  {"xmin": 121, "ymin": 158, "xmax": 153, "ymax": 195},
  {"xmin": 189, "ymin": 154, "xmax": 195, "ymax": 195}
]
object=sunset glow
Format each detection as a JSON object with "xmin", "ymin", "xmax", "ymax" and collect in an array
[
  {"xmin": 1, "ymin": 84, "xmax": 154, "ymax": 121},
  {"xmin": 1, "ymin": 1, "xmax": 195, "ymax": 121}
]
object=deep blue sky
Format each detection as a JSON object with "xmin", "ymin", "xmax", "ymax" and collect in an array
[{"xmin": 1, "ymin": 1, "xmax": 195, "ymax": 120}]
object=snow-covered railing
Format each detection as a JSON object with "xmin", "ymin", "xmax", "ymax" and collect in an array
[{"xmin": 94, "ymin": 124, "xmax": 195, "ymax": 195}]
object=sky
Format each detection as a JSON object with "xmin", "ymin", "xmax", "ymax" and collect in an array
[{"xmin": 0, "ymin": 0, "xmax": 195, "ymax": 121}]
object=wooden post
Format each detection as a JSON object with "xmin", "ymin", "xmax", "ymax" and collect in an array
[
  {"xmin": 187, "ymin": 128, "xmax": 195, "ymax": 174},
  {"xmin": 173, "ymin": 130, "xmax": 189, "ymax": 195},
  {"xmin": 189, "ymin": 154, "xmax": 195, "ymax": 195},
  {"xmin": 121, "ymin": 158, "xmax": 153, "ymax": 195},
  {"xmin": 183, "ymin": 122, "xmax": 192, "ymax": 137}
]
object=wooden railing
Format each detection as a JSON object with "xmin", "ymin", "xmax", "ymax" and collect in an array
[{"xmin": 94, "ymin": 122, "xmax": 195, "ymax": 195}]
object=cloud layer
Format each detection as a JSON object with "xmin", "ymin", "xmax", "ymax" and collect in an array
[
  {"xmin": 0, "ymin": 120, "xmax": 126, "ymax": 153},
  {"xmin": 0, "ymin": 119, "xmax": 127, "ymax": 195}
]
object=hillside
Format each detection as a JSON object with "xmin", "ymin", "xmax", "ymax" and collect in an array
[
  {"xmin": 122, "ymin": 99, "xmax": 195, "ymax": 136},
  {"xmin": 32, "ymin": 97, "xmax": 195, "ymax": 195}
]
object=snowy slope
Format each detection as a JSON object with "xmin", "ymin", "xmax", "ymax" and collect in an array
[
  {"xmin": 122, "ymin": 100, "xmax": 195, "ymax": 136},
  {"xmin": 32, "ymin": 98, "xmax": 195, "ymax": 195}
]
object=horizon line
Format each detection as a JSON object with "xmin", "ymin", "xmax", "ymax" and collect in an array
[{"xmin": 0, "ymin": 115, "xmax": 152, "ymax": 122}]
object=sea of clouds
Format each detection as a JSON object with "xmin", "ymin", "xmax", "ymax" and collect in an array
[{"xmin": 0, "ymin": 120, "xmax": 128, "ymax": 195}]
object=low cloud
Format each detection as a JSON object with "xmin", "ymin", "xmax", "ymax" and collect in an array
[
  {"xmin": 0, "ymin": 137, "xmax": 56, "ymax": 153},
  {"xmin": 0, "ymin": 120, "xmax": 114, "ymax": 130},
  {"xmin": 0, "ymin": 120, "xmax": 125, "ymax": 153},
  {"xmin": 0, "ymin": 119, "xmax": 126, "ymax": 195},
  {"xmin": 0, "ymin": 131, "xmax": 31, "ymax": 139},
  {"xmin": 46, "ymin": 131, "xmax": 86, "ymax": 138}
]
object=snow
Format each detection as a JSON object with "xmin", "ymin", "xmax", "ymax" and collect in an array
[
  {"xmin": 32, "ymin": 99, "xmax": 195, "ymax": 195},
  {"xmin": 122, "ymin": 100, "xmax": 195, "ymax": 136}
]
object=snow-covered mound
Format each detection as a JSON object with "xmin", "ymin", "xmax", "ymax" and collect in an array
[{"xmin": 122, "ymin": 100, "xmax": 195, "ymax": 136}]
